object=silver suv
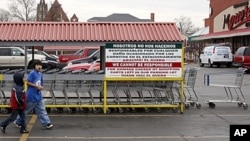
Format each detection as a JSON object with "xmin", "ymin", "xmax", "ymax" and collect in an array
[{"xmin": 0, "ymin": 47, "xmax": 46, "ymax": 69}]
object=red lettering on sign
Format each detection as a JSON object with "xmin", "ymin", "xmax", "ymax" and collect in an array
[{"xmin": 223, "ymin": 6, "xmax": 250, "ymax": 30}]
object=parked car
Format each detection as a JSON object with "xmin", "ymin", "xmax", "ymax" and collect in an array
[
  {"xmin": 58, "ymin": 46, "xmax": 99, "ymax": 63},
  {"xmin": 233, "ymin": 46, "xmax": 250, "ymax": 71},
  {"xmin": 63, "ymin": 63, "xmax": 91, "ymax": 71},
  {"xmin": 27, "ymin": 49, "xmax": 59, "ymax": 70},
  {"xmin": 63, "ymin": 59, "xmax": 100, "ymax": 71},
  {"xmin": 27, "ymin": 49, "xmax": 58, "ymax": 61},
  {"xmin": 88, "ymin": 59, "xmax": 100, "ymax": 71},
  {"xmin": 199, "ymin": 44, "xmax": 233, "ymax": 67},
  {"xmin": 67, "ymin": 49, "xmax": 100, "ymax": 66},
  {"xmin": 0, "ymin": 47, "xmax": 46, "ymax": 69}
]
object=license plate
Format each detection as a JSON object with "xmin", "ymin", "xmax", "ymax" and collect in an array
[{"xmin": 224, "ymin": 54, "xmax": 229, "ymax": 58}]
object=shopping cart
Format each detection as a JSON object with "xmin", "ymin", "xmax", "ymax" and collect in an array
[
  {"xmin": 171, "ymin": 67, "xmax": 201, "ymax": 109},
  {"xmin": 204, "ymin": 68, "xmax": 248, "ymax": 109},
  {"xmin": 182, "ymin": 67, "xmax": 201, "ymax": 109}
]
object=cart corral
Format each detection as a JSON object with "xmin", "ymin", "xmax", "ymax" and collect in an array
[{"xmin": 1, "ymin": 43, "xmax": 187, "ymax": 114}]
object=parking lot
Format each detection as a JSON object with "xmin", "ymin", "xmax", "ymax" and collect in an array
[{"xmin": 1, "ymin": 63, "xmax": 250, "ymax": 141}]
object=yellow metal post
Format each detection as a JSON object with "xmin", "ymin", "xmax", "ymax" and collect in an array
[{"xmin": 103, "ymin": 80, "xmax": 107, "ymax": 114}]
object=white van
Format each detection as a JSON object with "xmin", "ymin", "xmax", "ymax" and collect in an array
[{"xmin": 199, "ymin": 45, "xmax": 233, "ymax": 67}]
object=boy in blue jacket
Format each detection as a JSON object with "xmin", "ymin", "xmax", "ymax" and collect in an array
[{"xmin": 1, "ymin": 72, "xmax": 29, "ymax": 133}]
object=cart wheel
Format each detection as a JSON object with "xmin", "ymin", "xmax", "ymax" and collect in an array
[
  {"xmin": 119, "ymin": 108, "xmax": 124, "ymax": 113},
  {"xmin": 71, "ymin": 108, "xmax": 77, "ymax": 113},
  {"xmin": 196, "ymin": 103, "xmax": 201, "ymax": 109},
  {"xmin": 185, "ymin": 103, "xmax": 190, "ymax": 109},
  {"xmin": 238, "ymin": 102, "xmax": 243, "ymax": 107},
  {"xmin": 55, "ymin": 108, "xmax": 63, "ymax": 113},
  {"xmin": 67, "ymin": 108, "xmax": 72, "ymax": 113},
  {"xmin": 93, "ymin": 108, "xmax": 99, "ymax": 114},
  {"xmin": 242, "ymin": 103, "xmax": 248, "ymax": 110},
  {"xmin": 131, "ymin": 108, "xmax": 136, "ymax": 113},
  {"xmin": 125, "ymin": 108, "xmax": 130, "ymax": 112},
  {"xmin": 144, "ymin": 108, "xmax": 150, "ymax": 113},
  {"xmin": 157, "ymin": 108, "xmax": 162, "ymax": 113},
  {"xmin": 208, "ymin": 102, "xmax": 215, "ymax": 108},
  {"xmin": 172, "ymin": 108, "xmax": 178, "ymax": 113},
  {"xmin": 46, "ymin": 108, "xmax": 51, "ymax": 113},
  {"xmin": 106, "ymin": 108, "xmax": 111, "ymax": 114},
  {"xmin": 87, "ymin": 108, "xmax": 93, "ymax": 113},
  {"xmin": 190, "ymin": 102, "xmax": 195, "ymax": 107},
  {"xmin": 2, "ymin": 108, "xmax": 10, "ymax": 114}
]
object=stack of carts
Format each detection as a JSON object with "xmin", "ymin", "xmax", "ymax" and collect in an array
[{"xmin": 204, "ymin": 68, "xmax": 248, "ymax": 109}]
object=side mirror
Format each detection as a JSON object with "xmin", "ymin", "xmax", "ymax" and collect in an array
[
  {"xmin": 93, "ymin": 56, "xmax": 97, "ymax": 60},
  {"xmin": 20, "ymin": 52, "xmax": 25, "ymax": 56}
]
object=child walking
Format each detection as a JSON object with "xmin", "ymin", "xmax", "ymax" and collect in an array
[{"xmin": 1, "ymin": 72, "xmax": 29, "ymax": 133}]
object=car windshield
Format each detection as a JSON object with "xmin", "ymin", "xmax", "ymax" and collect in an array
[
  {"xmin": 41, "ymin": 51, "xmax": 50, "ymax": 56},
  {"xmin": 27, "ymin": 50, "xmax": 38, "ymax": 54},
  {"xmin": 89, "ymin": 50, "xmax": 100, "ymax": 58},
  {"xmin": 74, "ymin": 49, "xmax": 84, "ymax": 55}
]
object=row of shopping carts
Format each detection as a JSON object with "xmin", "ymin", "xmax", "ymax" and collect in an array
[
  {"xmin": 0, "ymin": 67, "xmax": 210, "ymax": 114},
  {"xmin": 0, "ymin": 67, "xmax": 248, "ymax": 113}
]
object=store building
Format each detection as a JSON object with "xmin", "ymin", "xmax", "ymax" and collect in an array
[{"xmin": 192, "ymin": 0, "xmax": 250, "ymax": 53}]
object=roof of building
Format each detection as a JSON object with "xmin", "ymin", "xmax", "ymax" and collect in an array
[
  {"xmin": 88, "ymin": 13, "xmax": 152, "ymax": 22},
  {"xmin": 0, "ymin": 22, "xmax": 183, "ymax": 46},
  {"xmin": 190, "ymin": 27, "xmax": 209, "ymax": 37},
  {"xmin": 189, "ymin": 27, "xmax": 209, "ymax": 41}
]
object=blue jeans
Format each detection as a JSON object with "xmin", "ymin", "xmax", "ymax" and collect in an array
[
  {"xmin": 1, "ymin": 109, "xmax": 26, "ymax": 131},
  {"xmin": 16, "ymin": 100, "xmax": 51, "ymax": 127}
]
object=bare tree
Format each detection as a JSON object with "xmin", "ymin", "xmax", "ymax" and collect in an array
[
  {"xmin": 8, "ymin": 0, "xmax": 36, "ymax": 21},
  {"xmin": 0, "ymin": 9, "xmax": 11, "ymax": 21},
  {"xmin": 174, "ymin": 16, "xmax": 198, "ymax": 35}
]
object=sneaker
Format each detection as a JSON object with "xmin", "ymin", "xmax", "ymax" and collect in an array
[
  {"xmin": 20, "ymin": 130, "xmax": 29, "ymax": 133},
  {"xmin": 42, "ymin": 123, "xmax": 53, "ymax": 129},
  {"xmin": 13, "ymin": 121, "xmax": 21, "ymax": 128},
  {"xmin": 1, "ymin": 126, "xmax": 6, "ymax": 133}
]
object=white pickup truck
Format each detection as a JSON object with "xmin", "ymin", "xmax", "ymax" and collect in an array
[{"xmin": 0, "ymin": 47, "xmax": 46, "ymax": 69}]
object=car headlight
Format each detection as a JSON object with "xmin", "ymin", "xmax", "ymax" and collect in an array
[{"xmin": 67, "ymin": 62, "xmax": 72, "ymax": 66}]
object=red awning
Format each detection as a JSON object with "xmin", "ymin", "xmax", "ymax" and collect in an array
[{"xmin": 194, "ymin": 27, "xmax": 250, "ymax": 40}]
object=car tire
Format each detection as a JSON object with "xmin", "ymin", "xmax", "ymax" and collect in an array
[
  {"xmin": 46, "ymin": 64, "xmax": 52, "ymax": 70},
  {"xmin": 199, "ymin": 60, "xmax": 204, "ymax": 67},
  {"xmin": 226, "ymin": 63, "xmax": 232, "ymax": 68},
  {"xmin": 208, "ymin": 60, "xmax": 213, "ymax": 68}
]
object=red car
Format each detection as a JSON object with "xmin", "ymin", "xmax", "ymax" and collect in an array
[
  {"xmin": 234, "ymin": 46, "xmax": 250, "ymax": 71},
  {"xmin": 88, "ymin": 59, "xmax": 100, "ymax": 71},
  {"xmin": 63, "ymin": 59, "xmax": 100, "ymax": 71}
]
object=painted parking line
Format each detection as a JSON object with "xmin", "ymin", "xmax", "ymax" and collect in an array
[{"xmin": 19, "ymin": 115, "xmax": 37, "ymax": 141}]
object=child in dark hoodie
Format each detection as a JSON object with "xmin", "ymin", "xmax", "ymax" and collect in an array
[{"xmin": 1, "ymin": 72, "xmax": 29, "ymax": 133}]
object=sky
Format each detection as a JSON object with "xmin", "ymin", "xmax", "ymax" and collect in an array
[{"xmin": 0, "ymin": 0, "xmax": 209, "ymax": 28}]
